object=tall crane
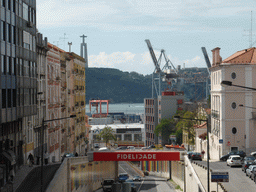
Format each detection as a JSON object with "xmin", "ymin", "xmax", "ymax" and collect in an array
[
  {"xmin": 201, "ymin": 47, "xmax": 211, "ymax": 100},
  {"xmin": 145, "ymin": 39, "xmax": 178, "ymax": 98}
]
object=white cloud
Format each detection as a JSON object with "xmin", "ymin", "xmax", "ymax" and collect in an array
[{"xmin": 88, "ymin": 51, "xmax": 208, "ymax": 75}]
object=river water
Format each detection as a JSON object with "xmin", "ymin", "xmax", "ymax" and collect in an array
[{"xmin": 85, "ymin": 103, "xmax": 144, "ymax": 114}]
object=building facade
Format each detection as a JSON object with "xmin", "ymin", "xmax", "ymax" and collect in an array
[
  {"xmin": 0, "ymin": 0, "xmax": 37, "ymax": 186},
  {"xmin": 210, "ymin": 47, "xmax": 256, "ymax": 160},
  {"xmin": 69, "ymin": 53, "xmax": 86, "ymax": 155},
  {"xmin": 144, "ymin": 91, "xmax": 184, "ymax": 147}
]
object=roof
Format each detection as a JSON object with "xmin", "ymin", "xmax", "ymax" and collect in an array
[{"xmin": 223, "ymin": 47, "xmax": 256, "ymax": 64}]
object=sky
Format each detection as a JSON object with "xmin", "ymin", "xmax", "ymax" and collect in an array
[{"xmin": 37, "ymin": 0, "xmax": 256, "ymax": 75}]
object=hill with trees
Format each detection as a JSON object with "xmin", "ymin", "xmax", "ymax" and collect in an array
[{"xmin": 85, "ymin": 67, "xmax": 207, "ymax": 104}]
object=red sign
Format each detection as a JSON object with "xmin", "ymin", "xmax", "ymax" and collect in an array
[
  {"xmin": 93, "ymin": 151, "xmax": 180, "ymax": 161},
  {"xmin": 227, "ymin": 141, "xmax": 231, "ymax": 146}
]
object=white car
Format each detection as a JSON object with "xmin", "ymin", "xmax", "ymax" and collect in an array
[
  {"xmin": 227, "ymin": 155, "xmax": 242, "ymax": 167},
  {"xmin": 251, "ymin": 151, "xmax": 256, "ymax": 158},
  {"xmin": 246, "ymin": 165, "xmax": 256, "ymax": 178}
]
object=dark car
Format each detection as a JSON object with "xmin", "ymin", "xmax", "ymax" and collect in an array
[
  {"xmin": 243, "ymin": 156, "xmax": 255, "ymax": 163},
  {"xmin": 101, "ymin": 179, "xmax": 114, "ymax": 192},
  {"xmin": 191, "ymin": 152, "xmax": 202, "ymax": 161},
  {"xmin": 133, "ymin": 176, "xmax": 141, "ymax": 181},
  {"xmin": 116, "ymin": 146, "xmax": 128, "ymax": 150},
  {"xmin": 61, "ymin": 153, "xmax": 75, "ymax": 162},
  {"xmin": 187, "ymin": 151, "xmax": 194, "ymax": 159},
  {"xmin": 242, "ymin": 160, "xmax": 256, "ymax": 173},
  {"xmin": 220, "ymin": 151, "xmax": 246, "ymax": 161},
  {"xmin": 148, "ymin": 145, "xmax": 156, "ymax": 149}
]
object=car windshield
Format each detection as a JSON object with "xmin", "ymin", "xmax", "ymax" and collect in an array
[
  {"xmin": 103, "ymin": 180, "xmax": 114, "ymax": 185},
  {"xmin": 246, "ymin": 157, "xmax": 255, "ymax": 160},
  {"xmin": 232, "ymin": 157, "xmax": 241, "ymax": 160},
  {"xmin": 193, "ymin": 153, "xmax": 200, "ymax": 155}
]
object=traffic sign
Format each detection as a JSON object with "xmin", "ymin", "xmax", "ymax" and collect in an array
[
  {"xmin": 211, "ymin": 172, "xmax": 229, "ymax": 182},
  {"xmin": 219, "ymin": 139, "xmax": 223, "ymax": 144},
  {"xmin": 227, "ymin": 141, "xmax": 231, "ymax": 146}
]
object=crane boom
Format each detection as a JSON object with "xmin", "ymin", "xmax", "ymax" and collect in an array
[
  {"xmin": 201, "ymin": 47, "xmax": 211, "ymax": 70},
  {"xmin": 145, "ymin": 39, "xmax": 161, "ymax": 73}
]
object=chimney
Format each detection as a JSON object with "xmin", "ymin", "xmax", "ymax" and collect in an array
[{"xmin": 211, "ymin": 47, "xmax": 221, "ymax": 66}]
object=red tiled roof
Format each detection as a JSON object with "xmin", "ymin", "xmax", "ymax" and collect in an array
[{"xmin": 223, "ymin": 47, "xmax": 256, "ymax": 64}]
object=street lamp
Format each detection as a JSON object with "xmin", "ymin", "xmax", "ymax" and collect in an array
[
  {"xmin": 221, "ymin": 81, "xmax": 256, "ymax": 91},
  {"xmin": 40, "ymin": 114, "xmax": 76, "ymax": 192},
  {"xmin": 174, "ymin": 115, "xmax": 210, "ymax": 192}
]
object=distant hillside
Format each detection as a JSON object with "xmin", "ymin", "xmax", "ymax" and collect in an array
[
  {"xmin": 85, "ymin": 67, "xmax": 207, "ymax": 104},
  {"xmin": 85, "ymin": 68, "xmax": 152, "ymax": 103}
]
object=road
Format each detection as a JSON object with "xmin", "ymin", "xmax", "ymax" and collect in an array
[
  {"xmin": 193, "ymin": 160, "xmax": 256, "ymax": 192},
  {"xmin": 95, "ymin": 161, "xmax": 176, "ymax": 192}
]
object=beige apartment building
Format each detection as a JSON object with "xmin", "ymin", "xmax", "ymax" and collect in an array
[{"xmin": 210, "ymin": 47, "xmax": 256, "ymax": 160}]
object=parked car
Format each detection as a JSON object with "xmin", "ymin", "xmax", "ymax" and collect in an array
[
  {"xmin": 191, "ymin": 152, "xmax": 202, "ymax": 161},
  {"xmin": 250, "ymin": 151, "xmax": 256, "ymax": 158},
  {"xmin": 132, "ymin": 176, "xmax": 141, "ymax": 181},
  {"xmin": 220, "ymin": 151, "xmax": 246, "ymax": 161},
  {"xmin": 242, "ymin": 160, "xmax": 256, "ymax": 173},
  {"xmin": 101, "ymin": 179, "xmax": 115, "ymax": 192},
  {"xmin": 98, "ymin": 147, "xmax": 109, "ymax": 151},
  {"xmin": 246, "ymin": 165, "xmax": 256, "ymax": 178},
  {"xmin": 148, "ymin": 145, "xmax": 156, "ymax": 149},
  {"xmin": 116, "ymin": 146, "xmax": 128, "ymax": 150},
  {"xmin": 127, "ymin": 146, "xmax": 135, "ymax": 150},
  {"xmin": 243, "ymin": 156, "xmax": 255, "ymax": 162},
  {"xmin": 187, "ymin": 151, "xmax": 194, "ymax": 159},
  {"xmin": 250, "ymin": 168, "xmax": 256, "ymax": 181},
  {"xmin": 227, "ymin": 155, "xmax": 242, "ymax": 167},
  {"xmin": 94, "ymin": 143, "xmax": 100, "ymax": 148},
  {"xmin": 61, "ymin": 153, "xmax": 75, "ymax": 162},
  {"xmin": 141, "ymin": 147, "xmax": 148, "ymax": 150}
]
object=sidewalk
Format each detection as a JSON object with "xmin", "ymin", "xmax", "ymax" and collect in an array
[
  {"xmin": 191, "ymin": 161, "xmax": 225, "ymax": 192},
  {"xmin": 13, "ymin": 161, "xmax": 60, "ymax": 191}
]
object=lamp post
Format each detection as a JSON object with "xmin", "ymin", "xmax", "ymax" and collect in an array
[
  {"xmin": 221, "ymin": 81, "xmax": 256, "ymax": 91},
  {"xmin": 174, "ymin": 115, "xmax": 210, "ymax": 192},
  {"xmin": 40, "ymin": 114, "xmax": 76, "ymax": 192}
]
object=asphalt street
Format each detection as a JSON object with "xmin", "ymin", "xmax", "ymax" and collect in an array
[
  {"xmin": 95, "ymin": 161, "xmax": 176, "ymax": 192},
  {"xmin": 192, "ymin": 160, "xmax": 256, "ymax": 192}
]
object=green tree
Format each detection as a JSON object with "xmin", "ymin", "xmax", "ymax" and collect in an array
[
  {"xmin": 175, "ymin": 111, "xmax": 196, "ymax": 151},
  {"xmin": 98, "ymin": 126, "xmax": 116, "ymax": 147},
  {"xmin": 175, "ymin": 128, "xmax": 183, "ymax": 145},
  {"xmin": 154, "ymin": 119, "xmax": 175, "ymax": 145}
]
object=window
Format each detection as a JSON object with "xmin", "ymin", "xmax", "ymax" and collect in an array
[
  {"xmin": 6, "ymin": 56, "xmax": 9, "ymax": 75},
  {"xmin": 231, "ymin": 102, "xmax": 236, "ymax": 109},
  {"xmin": 13, "ymin": 89, "xmax": 16, "ymax": 107},
  {"xmin": 23, "ymin": 3, "xmax": 28, "ymax": 21},
  {"xmin": 12, "ymin": 0, "xmax": 15, "ymax": 13},
  {"xmin": 7, "ymin": 89, "xmax": 11, "ymax": 108},
  {"xmin": 19, "ymin": 59, "xmax": 23, "ymax": 76},
  {"xmin": 231, "ymin": 72, "xmax": 236, "ymax": 79},
  {"xmin": 2, "ymin": 89, "xmax": 6, "ymax": 108},
  {"xmin": 8, "ymin": 56, "xmax": 12, "ymax": 75},
  {"xmin": 17, "ymin": 88, "xmax": 20, "ymax": 106},
  {"xmin": 12, "ymin": 26, "xmax": 15, "ymax": 44},
  {"xmin": 24, "ymin": 89, "xmax": 29, "ymax": 106},
  {"xmin": 7, "ymin": 0, "xmax": 10, "ymax": 10},
  {"xmin": 1, "ymin": 21, "xmax": 6, "ymax": 41},
  {"xmin": 20, "ymin": 88, "xmax": 23, "ymax": 106},
  {"xmin": 232, "ymin": 127, "xmax": 237, "ymax": 134},
  {"xmin": 1, "ymin": 55, "xmax": 6, "ymax": 75},
  {"xmin": 1, "ymin": 0, "xmax": 5, "ymax": 7},
  {"xmin": 7, "ymin": 23, "xmax": 11, "ymax": 43},
  {"xmin": 12, "ymin": 58, "xmax": 15, "ymax": 75}
]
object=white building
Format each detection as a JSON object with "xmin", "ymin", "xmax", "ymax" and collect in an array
[
  {"xmin": 210, "ymin": 47, "xmax": 256, "ymax": 160},
  {"xmin": 89, "ymin": 123, "xmax": 145, "ymax": 147}
]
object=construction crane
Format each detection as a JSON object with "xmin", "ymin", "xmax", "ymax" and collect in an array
[
  {"xmin": 145, "ymin": 39, "xmax": 179, "ymax": 98},
  {"xmin": 201, "ymin": 47, "xmax": 211, "ymax": 100}
]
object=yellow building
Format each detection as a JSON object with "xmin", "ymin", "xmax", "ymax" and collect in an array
[{"xmin": 69, "ymin": 53, "xmax": 87, "ymax": 154}]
